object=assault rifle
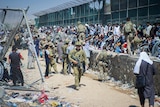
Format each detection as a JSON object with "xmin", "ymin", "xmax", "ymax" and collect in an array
[{"xmin": 71, "ymin": 55, "xmax": 83, "ymax": 70}]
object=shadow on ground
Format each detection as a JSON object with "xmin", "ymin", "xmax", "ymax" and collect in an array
[
  {"xmin": 66, "ymin": 84, "xmax": 86, "ymax": 90},
  {"xmin": 129, "ymin": 105, "xmax": 139, "ymax": 107}
]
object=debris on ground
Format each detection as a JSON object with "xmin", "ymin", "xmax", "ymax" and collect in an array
[{"xmin": 0, "ymin": 87, "xmax": 79, "ymax": 107}]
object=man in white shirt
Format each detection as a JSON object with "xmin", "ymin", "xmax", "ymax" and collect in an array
[{"xmin": 145, "ymin": 22, "xmax": 152, "ymax": 37}]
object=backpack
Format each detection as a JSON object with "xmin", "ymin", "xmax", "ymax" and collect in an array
[{"xmin": 124, "ymin": 22, "xmax": 132, "ymax": 33}]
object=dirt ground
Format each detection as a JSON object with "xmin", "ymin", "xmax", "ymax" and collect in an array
[{"xmin": 5, "ymin": 49, "xmax": 159, "ymax": 107}]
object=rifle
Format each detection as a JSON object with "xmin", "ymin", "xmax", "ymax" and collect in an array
[{"xmin": 71, "ymin": 55, "xmax": 83, "ymax": 70}]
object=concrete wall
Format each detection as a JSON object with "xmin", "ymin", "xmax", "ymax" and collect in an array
[{"xmin": 90, "ymin": 50, "xmax": 160, "ymax": 95}]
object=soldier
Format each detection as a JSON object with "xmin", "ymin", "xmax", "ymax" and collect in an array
[
  {"xmin": 123, "ymin": 17, "xmax": 137, "ymax": 55},
  {"xmin": 66, "ymin": 41, "xmax": 75, "ymax": 74},
  {"xmin": 57, "ymin": 39, "xmax": 63, "ymax": 63},
  {"xmin": 54, "ymin": 41, "xmax": 58, "ymax": 63},
  {"xmin": 96, "ymin": 46, "xmax": 110, "ymax": 82},
  {"xmin": 61, "ymin": 40, "xmax": 69, "ymax": 75},
  {"xmin": 39, "ymin": 37, "xmax": 47, "ymax": 58},
  {"xmin": 48, "ymin": 42, "xmax": 58, "ymax": 74},
  {"xmin": 77, "ymin": 21, "xmax": 86, "ymax": 42},
  {"xmin": 68, "ymin": 41, "xmax": 87, "ymax": 90}
]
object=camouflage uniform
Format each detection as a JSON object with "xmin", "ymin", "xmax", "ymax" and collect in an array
[
  {"xmin": 77, "ymin": 21, "xmax": 86, "ymax": 42},
  {"xmin": 61, "ymin": 40, "xmax": 69, "ymax": 74},
  {"xmin": 68, "ymin": 42, "xmax": 86, "ymax": 90},
  {"xmin": 96, "ymin": 49, "xmax": 110, "ymax": 82},
  {"xmin": 48, "ymin": 42, "xmax": 58, "ymax": 73},
  {"xmin": 54, "ymin": 42, "xmax": 58, "ymax": 63},
  {"xmin": 123, "ymin": 19, "xmax": 137, "ymax": 55},
  {"xmin": 39, "ymin": 38, "xmax": 47, "ymax": 58},
  {"xmin": 40, "ymin": 38, "xmax": 47, "ymax": 49}
]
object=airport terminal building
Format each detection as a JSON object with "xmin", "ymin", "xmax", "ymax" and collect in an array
[{"xmin": 34, "ymin": 0, "xmax": 160, "ymax": 27}]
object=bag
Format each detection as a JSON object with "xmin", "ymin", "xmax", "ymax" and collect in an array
[
  {"xmin": 124, "ymin": 23, "xmax": 132, "ymax": 33},
  {"xmin": 133, "ymin": 35, "xmax": 141, "ymax": 43},
  {"xmin": 135, "ymin": 75, "xmax": 146, "ymax": 88}
]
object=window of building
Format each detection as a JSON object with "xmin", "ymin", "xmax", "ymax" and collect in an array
[
  {"xmin": 106, "ymin": 14, "xmax": 111, "ymax": 20},
  {"xmin": 149, "ymin": 5, "xmax": 160, "ymax": 15},
  {"xmin": 120, "ymin": 11, "xmax": 126, "ymax": 18},
  {"xmin": 80, "ymin": 18, "xmax": 84, "ymax": 23},
  {"xmin": 94, "ymin": 15, "xmax": 98, "ymax": 22},
  {"xmin": 64, "ymin": 10, "xmax": 68, "ymax": 19},
  {"xmin": 120, "ymin": 18, "xmax": 126, "ymax": 23},
  {"xmin": 138, "ymin": 17, "xmax": 148, "ymax": 24},
  {"xmin": 139, "ymin": 0, "xmax": 148, "ymax": 6},
  {"xmin": 85, "ymin": 3, "xmax": 90, "ymax": 16},
  {"xmin": 89, "ymin": 16, "xmax": 93, "ymax": 23},
  {"xmin": 77, "ymin": 6, "xmax": 81, "ymax": 17},
  {"xmin": 129, "ymin": 0, "xmax": 137, "ymax": 8},
  {"xmin": 149, "ymin": 0, "xmax": 160, "ymax": 5},
  {"xmin": 59, "ymin": 11, "xmax": 63, "ymax": 20},
  {"xmin": 112, "ymin": 19, "xmax": 119, "ymax": 24},
  {"xmin": 85, "ymin": 17, "xmax": 88, "ymax": 22},
  {"xmin": 138, "ymin": 7, "xmax": 148, "ymax": 16},
  {"xmin": 93, "ymin": 15, "xmax": 100, "ymax": 23},
  {"xmin": 111, "ymin": 0, "xmax": 119, "ymax": 11},
  {"xmin": 105, "ymin": 14, "xmax": 111, "ymax": 23},
  {"xmin": 112, "ymin": 12, "xmax": 119, "ymax": 19},
  {"xmin": 120, "ymin": 0, "xmax": 127, "ymax": 10},
  {"xmin": 128, "ymin": 9, "xmax": 137, "ymax": 17},
  {"xmin": 81, "ymin": 5, "xmax": 85, "ymax": 16}
]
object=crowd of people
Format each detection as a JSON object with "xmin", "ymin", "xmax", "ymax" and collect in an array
[{"xmin": 0, "ymin": 17, "xmax": 159, "ymax": 107}]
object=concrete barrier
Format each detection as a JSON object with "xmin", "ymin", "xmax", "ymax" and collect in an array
[{"xmin": 90, "ymin": 50, "xmax": 160, "ymax": 95}]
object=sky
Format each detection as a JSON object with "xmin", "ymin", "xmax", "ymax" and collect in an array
[{"xmin": 0, "ymin": 0, "xmax": 72, "ymax": 19}]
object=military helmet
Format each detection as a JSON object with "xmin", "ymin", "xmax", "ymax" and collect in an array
[
  {"xmin": 77, "ymin": 21, "xmax": 81, "ymax": 24},
  {"xmin": 48, "ymin": 42, "xmax": 53, "ymax": 47},
  {"xmin": 75, "ymin": 41, "xmax": 82, "ymax": 46},
  {"xmin": 65, "ymin": 39, "xmax": 70, "ymax": 44}
]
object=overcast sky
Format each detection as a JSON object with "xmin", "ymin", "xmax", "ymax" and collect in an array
[{"xmin": 0, "ymin": 0, "xmax": 72, "ymax": 19}]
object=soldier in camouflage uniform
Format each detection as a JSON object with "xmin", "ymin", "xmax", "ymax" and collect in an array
[
  {"xmin": 39, "ymin": 38, "xmax": 47, "ymax": 58},
  {"xmin": 68, "ymin": 41, "xmax": 87, "ymax": 90},
  {"xmin": 40, "ymin": 38, "xmax": 47, "ymax": 50},
  {"xmin": 48, "ymin": 42, "xmax": 58, "ymax": 74},
  {"xmin": 54, "ymin": 42, "xmax": 58, "ymax": 63},
  {"xmin": 77, "ymin": 21, "xmax": 86, "ymax": 42},
  {"xmin": 96, "ymin": 46, "xmax": 110, "ymax": 82},
  {"xmin": 122, "ymin": 17, "xmax": 137, "ymax": 55},
  {"xmin": 61, "ymin": 40, "xmax": 69, "ymax": 75}
]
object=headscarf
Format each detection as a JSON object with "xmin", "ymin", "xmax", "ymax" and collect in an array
[{"xmin": 133, "ymin": 52, "xmax": 153, "ymax": 74}]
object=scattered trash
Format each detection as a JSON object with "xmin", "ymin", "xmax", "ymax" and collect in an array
[
  {"xmin": 38, "ymin": 90, "xmax": 48, "ymax": 104},
  {"xmin": 0, "ymin": 89, "xmax": 80, "ymax": 107},
  {"xmin": 11, "ymin": 92, "xmax": 19, "ymax": 98}
]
